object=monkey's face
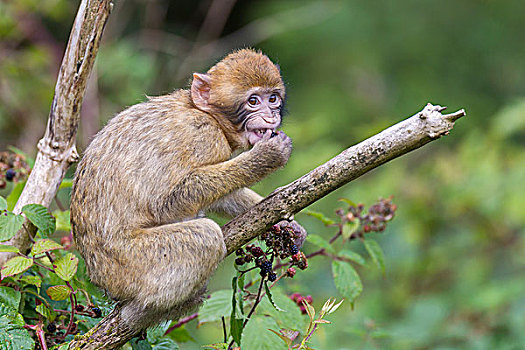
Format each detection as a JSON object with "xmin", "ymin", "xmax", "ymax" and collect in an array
[{"xmin": 241, "ymin": 88, "xmax": 283, "ymax": 146}]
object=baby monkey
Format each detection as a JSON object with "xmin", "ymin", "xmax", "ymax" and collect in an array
[{"xmin": 70, "ymin": 49, "xmax": 304, "ymax": 331}]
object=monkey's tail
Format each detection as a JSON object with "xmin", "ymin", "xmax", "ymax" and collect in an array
[{"xmin": 67, "ymin": 304, "xmax": 139, "ymax": 350}]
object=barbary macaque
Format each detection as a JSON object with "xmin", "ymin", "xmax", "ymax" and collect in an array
[{"xmin": 70, "ymin": 49, "xmax": 306, "ymax": 331}]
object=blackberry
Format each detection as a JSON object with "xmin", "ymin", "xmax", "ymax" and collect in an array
[
  {"xmin": 260, "ymin": 261, "xmax": 272, "ymax": 273},
  {"xmin": 92, "ymin": 307, "xmax": 102, "ymax": 318},
  {"xmin": 235, "ymin": 248, "xmax": 244, "ymax": 256},
  {"xmin": 289, "ymin": 245, "xmax": 298, "ymax": 255},
  {"xmin": 5, "ymin": 169, "xmax": 15, "ymax": 181},
  {"xmin": 46, "ymin": 323, "xmax": 56, "ymax": 333},
  {"xmin": 235, "ymin": 257, "xmax": 245, "ymax": 265},
  {"xmin": 75, "ymin": 304, "xmax": 85, "ymax": 312},
  {"xmin": 268, "ymin": 272, "xmax": 277, "ymax": 282},
  {"xmin": 250, "ymin": 246, "xmax": 264, "ymax": 257}
]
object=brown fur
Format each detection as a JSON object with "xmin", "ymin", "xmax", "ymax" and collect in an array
[{"xmin": 70, "ymin": 49, "xmax": 291, "ymax": 331}]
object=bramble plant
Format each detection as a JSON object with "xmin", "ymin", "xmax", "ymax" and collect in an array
[{"xmin": 0, "ymin": 150, "xmax": 397, "ymax": 349}]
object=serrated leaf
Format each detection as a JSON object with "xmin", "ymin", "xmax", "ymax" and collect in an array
[
  {"xmin": 18, "ymin": 275, "xmax": 41, "ymax": 288},
  {"xmin": 199, "ymin": 290, "xmax": 232, "ymax": 323},
  {"xmin": 306, "ymin": 234, "xmax": 335, "ymax": 254},
  {"xmin": 264, "ymin": 282, "xmax": 284, "ymax": 312},
  {"xmin": 130, "ymin": 338, "xmax": 153, "ymax": 350},
  {"xmin": 202, "ymin": 343, "xmax": 228, "ymax": 350},
  {"xmin": 332, "ymin": 261, "xmax": 363, "ymax": 307},
  {"xmin": 146, "ymin": 321, "xmax": 171, "ymax": 343},
  {"xmin": 1, "ymin": 256, "xmax": 33, "ymax": 279},
  {"xmin": 0, "ymin": 245, "xmax": 19, "ymax": 253},
  {"xmin": 152, "ymin": 338, "xmax": 179, "ymax": 350},
  {"xmin": 242, "ymin": 315, "xmax": 282, "ymax": 350},
  {"xmin": 0, "ymin": 303, "xmax": 25, "ymax": 326},
  {"xmin": 364, "ymin": 239, "xmax": 385, "ymax": 275},
  {"xmin": 31, "ymin": 239, "xmax": 63, "ymax": 256},
  {"xmin": 165, "ymin": 325, "xmax": 194, "ymax": 343},
  {"xmin": 342, "ymin": 220, "xmax": 359, "ymax": 240},
  {"xmin": 259, "ymin": 289, "xmax": 307, "ymax": 331},
  {"xmin": 46, "ymin": 285, "xmax": 71, "ymax": 301},
  {"xmin": 0, "ymin": 197, "xmax": 6, "ymax": 211},
  {"xmin": 0, "ymin": 320, "xmax": 35, "ymax": 350},
  {"xmin": 0, "ymin": 212, "xmax": 24, "ymax": 242},
  {"xmin": 0, "ymin": 287, "xmax": 21, "ymax": 311},
  {"xmin": 53, "ymin": 210, "xmax": 71, "ymax": 232},
  {"xmin": 339, "ymin": 249, "xmax": 366, "ymax": 265},
  {"xmin": 22, "ymin": 204, "xmax": 56, "ymax": 237},
  {"xmin": 36, "ymin": 303, "xmax": 56, "ymax": 321},
  {"xmin": 54, "ymin": 253, "xmax": 78, "ymax": 281},
  {"xmin": 305, "ymin": 210, "xmax": 335, "ymax": 226}
]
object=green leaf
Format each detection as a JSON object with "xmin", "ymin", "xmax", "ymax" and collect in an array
[
  {"xmin": 0, "ymin": 303, "xmax": 25, "ymax": 326},
  {"xmin": 165, "ymin": 325, "xmax": 194, "ymax": 343},
  {"xmin": 54, "ymin": 253, "xmax": 78, "ymax": 281},
  {"xmin": 332, "ymin": 261, "xmax": 363, "ymax": 307},
  {"xmin": 59, "ymin": 179, "xmax": 73, "ymax": 190},
  {"xmin": 306, "ymin": 234, "xmax": 335, "ymax": 254},
  {"xmin": 152, "ymin": 339, "xmax": 179, "ymax": 350},
  {"xmin": 339, "ymin": 249, "xmax": 366, "ymax": 266},
  {"xmin": 36, "ymin": 303, "xmax": 56, "ymax": 321},
  {"xmin": 0, "ymin": 197, "xmax": 6, "ymax": 211},
  {"xmin": 305, "ymin": 210, "xmax": 335, "ymax": 226},
  {"xmin": 0, "ymin": 287, "xmax": 21, "ymax": 311},
  {"xmin": 338, "ymin": 198, "xmax": 357, "ymax": 207},
  {"xmin": 6, "ymin": 182, "xmax": 25, "ymax": 211},
  {"xmin": 242, "ymin": 315, "xmax": 282, "ymax": 350},
  {"xmin": 31, "ymin": 239, "xmax": 63, "ymax": 256},
  {"xmin": 342, "ymin": 220, "xmax": 359, "ymax": 240},
  {"xmin": 53, "ymin": 210, "xmax": 71, "ymax": 232},
  {"xmin": 258, "ymin": 289, "xmax": 307, "ymax": 331},
  {"xmin": 230, "ymin": 317, "xmax": 243, "ymax": 346},
  {"xmin": 264, "ymin": 282, "xmax": 284, "ymax": 312},
  {"xmin": 22, "ymin": 204, "xmax": 56, "ymax": 237},
  {"xmin": 46, "ymin": 285, "xmax": 71, "ymax": 301},
  {"xmin": 0, "ymin": 245, "xmax": 19, "ymax": 253},
  {"xmin": 1, "ymin": 256, "xmax": 33, "ymax": 279},
  {"xmin": 0, "ymin": 318, "xmax": 35, "ymax": 350},
  {"xmin": 0, "ymin": 212, "xmax": 24, "ymax": 242},
  {"xmin": 364, "ymin": 239, "xmax": 385, "ymax": 275},
  {"xmin": 130, "ymin": 338, "xmax": 153, "ymax": 350},
  {"xmin": 147, "ymin": 321, "xmax": 171, "ymax": 343},
  {"xmin": 18, "ymin": 275, "xmax": 41, "ymax": 288},
  {"xmin": 198, "ymin": 290, "xmax": 232, "ymax": 323}
]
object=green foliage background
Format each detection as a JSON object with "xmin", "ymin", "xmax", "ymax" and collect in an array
[{"xmin": 2, "ymin": 0, "xmax": 525, "ymax": 348}]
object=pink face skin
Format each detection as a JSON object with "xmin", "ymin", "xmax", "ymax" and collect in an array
[{"xmin": 242, "ymin": 91, "xmax": 283, "ymax": 146}]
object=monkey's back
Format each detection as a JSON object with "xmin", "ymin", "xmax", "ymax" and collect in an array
[{"xmin": 70, "ymin": 90, "xmax": 232, "ymax": 292}]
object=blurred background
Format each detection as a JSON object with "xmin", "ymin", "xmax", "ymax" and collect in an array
[{"xmin": 2, "ymin": 0, "xmax": 525, "ymax": 348}]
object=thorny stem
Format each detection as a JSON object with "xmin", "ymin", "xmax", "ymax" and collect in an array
[{"xmin": 36, "ymin": 323, "xmax": 48, "ymax": 350}]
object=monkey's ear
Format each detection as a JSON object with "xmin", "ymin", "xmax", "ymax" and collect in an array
[{"xmin": 191, "ymin": 73, "xmax": 212, "ymax": 110}]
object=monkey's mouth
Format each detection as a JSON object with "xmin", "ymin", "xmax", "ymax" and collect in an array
[{"xmin": 246, "ymin": 128, "xmax": 274, "ymax": 146}]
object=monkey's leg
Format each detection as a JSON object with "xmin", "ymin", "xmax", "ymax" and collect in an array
[{"xmin": 117, "ymin": 218, "xmax": 226, "ymax": 331}]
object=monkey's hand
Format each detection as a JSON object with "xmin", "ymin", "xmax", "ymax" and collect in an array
[
  {"xmin": 274, "ymin": 220, "xmax": 308, "ymax": 249},
  {"xmin": 251, "ymin": 130, "xmax": 292, "ymax": 168}
]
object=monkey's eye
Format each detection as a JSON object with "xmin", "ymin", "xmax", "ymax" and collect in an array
[
  {"xmin": 269, "ymin": 94, "xmax": 279, "ymax": 104},
  {"xmin": 248, "ymin": 95, "xmax": 259, "ymax": 106}
]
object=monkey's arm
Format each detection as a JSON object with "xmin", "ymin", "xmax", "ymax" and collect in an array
[{"xmin": 207, "ymin": 188, "xmax": 263, "ymax": 218}]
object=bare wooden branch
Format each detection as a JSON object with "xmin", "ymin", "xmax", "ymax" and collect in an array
[
  {"xmin": 223, "ymin": 103, "xmax": 466, "ymax": 254},
  {"xmin": 0, "ymin": 0, "xmax": 112, "ymax": 265}
]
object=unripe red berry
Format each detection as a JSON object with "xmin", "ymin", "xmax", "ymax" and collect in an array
[{"xmin": 286, "ymin": 267, "xmax": 296, "ymax": 278}]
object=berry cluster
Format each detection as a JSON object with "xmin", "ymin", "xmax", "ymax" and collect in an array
[
  {"xmin": 234, "ymin": 223, "xmax": 308, "ymax": 282},
  {"xmin": 0, "ymin": 151, "xmax": 30, "ymax": 189},
  {"xmin": 338, "ymin": 197, "xmax": 397, "ymax": 238},
  {"xmin": 289, "ymin": 293, "xmax": 313, "ymax": 314},
  {"xmin": 260, "ymin": 224, "xmax": 300, "ymax": 260}
]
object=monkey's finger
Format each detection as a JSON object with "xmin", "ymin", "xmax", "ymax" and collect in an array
[{"xmin": 262, "ymin": 129, "xmax": 273, "ymax": 141}]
